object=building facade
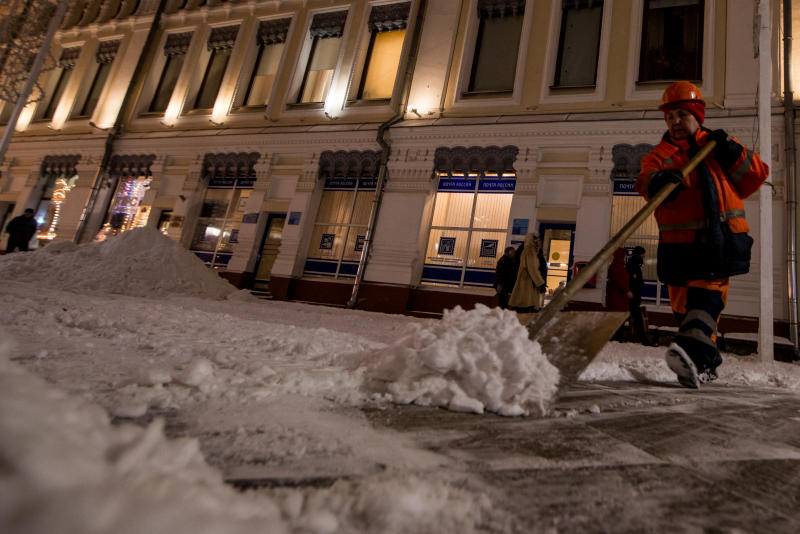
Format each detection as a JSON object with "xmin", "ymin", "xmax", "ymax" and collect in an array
[{"xmin": 0, "ymin": 0, "xmax": 795, "ymax": 334}]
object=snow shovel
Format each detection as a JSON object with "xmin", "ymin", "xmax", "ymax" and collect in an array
[{"xmin": 520, "ymin": 140, "xmax": 717, "ymax": 391}]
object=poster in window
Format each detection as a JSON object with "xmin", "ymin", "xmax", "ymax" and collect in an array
[
  {"xmin": 354, "ymin": 234, "xmax": 365, "ymax": 251},
  {"xmin": 229, "ymin": 229, "xmax": 239, "ymax": 243},
  {"xmin": 288, "ymin": 211, "xmax": 301, "ymax": 225},
  {"xmin": 512, "ymin": 218, "xmax": 528, "ymax": 235},
  {"xmin": 438, "ymin": 236, "xmax": 456, "ymax": 255},
  {"xmin": 480, "ymin": 239, "xmax": 498, "ymax": 258},
  {"xmin": 319, "ymin": 233, "xmax": 335, "ymax": 250}
]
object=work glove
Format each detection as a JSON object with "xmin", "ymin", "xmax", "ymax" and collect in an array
[
  {"xmin": 707, "ymin": 129, "xmax": 743, "ymax": 169},
  {"xmin": 538, "ymin": 284, "xmax": 547, "ymax": 294},
  {"xmin": 647, "ymin": 169, "xmax": 683, "ymax": 203}
]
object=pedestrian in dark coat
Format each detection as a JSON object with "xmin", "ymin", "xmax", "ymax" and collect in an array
[
  {"xmin": 494, "ymin": 246, "xmax": 517, "ymax": 309},
  {"xmin": 605, "ymin": 248, "xmax": 629, "ymax": 312},
  {"xmin": 4, "ymin": 208, "xmax": 37, "ymax": 253},
  {"xmin": 626, "ymin": 246, "xmax": 653, "ymax": 345}
]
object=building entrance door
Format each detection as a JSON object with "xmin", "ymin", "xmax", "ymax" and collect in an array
[
  {"xmin": 539, "ymin": 222, "xmax": 576, "ymax": 296},
  {"xmin": 252, "ymin": 213, "xmax": 286, "ymax": 292}
]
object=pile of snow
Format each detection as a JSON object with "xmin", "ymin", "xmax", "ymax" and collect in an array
[
  {"xmin": 0, "ymin": 228, "xmax": 235, "ymax": 299},
  {"xmin": 0, "ymin": 339, "xmax": 493, "ymax": 534},
  {"xmin": 356, "ymin": 304, "xmax": 560, "ymax": 416}
]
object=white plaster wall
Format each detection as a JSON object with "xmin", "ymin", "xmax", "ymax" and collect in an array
[{"xmin": 365, "ymin": 191, "xmax": 429, "ymax": 285}]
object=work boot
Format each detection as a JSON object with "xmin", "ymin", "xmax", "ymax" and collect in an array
[{"xmin": 665, "ymin": 342, "xmax": 700, "ymax": 389}]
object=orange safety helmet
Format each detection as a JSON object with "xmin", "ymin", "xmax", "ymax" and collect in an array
[{"xmin": 658, "ymin": 81, "xmax": 705, "ymax": 111}]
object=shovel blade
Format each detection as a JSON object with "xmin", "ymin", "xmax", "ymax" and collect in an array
[{"xmin": 518, "ymin": 311, "xmax": 629, "ymax": 386}]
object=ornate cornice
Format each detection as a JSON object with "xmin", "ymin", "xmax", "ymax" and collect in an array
[
  {"xmin": 477, "ymin": 0, "xmax": 526, "ymax": 18},
  {"xmin": 41, "ymin": 154, "xmax": 81, "ymax": 176},
  {"xmin": 317, "ymin": 150, "xmax": 381, "ymax": 179},
  {"xmin": 201, "ymin": 151, "xmax": 260, "ymax": 180},
  {"xmin": 368, "ymin": 2, "xmax": 411, "ymax": 33},
  {"xmin": 164, "ymin": 31, "xmax": 193, "ymax": 56},
  {"xmin": 309, "ymin": 11, "xmax": 348, "ymax": 39},
  {"xmin": 257, "ymin": 18, "xmax": 292, "ymax": 46},
  {"xmin": 58, "ymin": 46, "xmax": 82, "ymax": 68},
  {"xmin": 207, "ymin": 25, "xmax": 239, "ymax": 51},
  {"xmin": 108, "ymin": 154, "xmax": 156, "ymax": 176},
  {"xmin": 610, "ymin": 143, "xmax": 655, "ymax": 181},
  {"xmin": 433, "ymin": 145, "xmax": 519, "ymax": 174},
  {"xmin": 96, "ymin": 39, "xmax": 121, "ymax": 63}
]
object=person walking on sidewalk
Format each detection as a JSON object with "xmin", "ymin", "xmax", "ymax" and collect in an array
[
  {"xmin": 636, "ymin": 81, "xmax": 769, "ymax": 388},
  {"xmin": 626, "ymin": 246, "xmax": 654, "ymax": 346},
  {"xmin": 509, "ymin": 233, "xmax": 546, "ymax": 313},
  {"xmin": 494, "ymin": 246, "xmax": 517, "ymax": 309},
  {"xmin": 4, "ymin": 208, "xmax": 38, "ymax": 253}
]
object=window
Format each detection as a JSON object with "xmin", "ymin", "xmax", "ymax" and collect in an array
[
  {"xmin": 76, "ymin": 40, "xmax": 120, "ymax": 118},
  {"xmin": 467, "ymin": 0, "xmax": 525, "ymax": 93},
  {"xmin": 190, "ymin": 153, "xmax": 258, "ymax": 269},
  {"xmin": 41, "ymin": 67, "xmax": 72, "ymax": 119},
  {"xmin": 297, "ymin": 11, "xmax": 348, "ymax": 103},
  {"xmin": 639, "ymin": 0, "xmax": 703, "ymax": 82},
  {"xmin": 193, "ymin": 26, "xmax": 239, "ymax": 110},
  {"xmin": 553, "ymin": 0, "xmax": 603, "ymax": 88},
  {"xmin": 149, "ymin": 32, "xmax": 192, "ymax": 113},
  {"xmin": 95, "ymin": 155, "xmax": 156, "ymax": 241},
  {"xmin": 357, "ymin": 2, "xmax": 411, "ymax": 100},
  {"xmin": 0, "ymin": 103, "xmax": 12, "ymax": 125},
  {"xmin": 610, "ymin": 143, "xmax": 668, "ymax": 305},
  {"xmin": 236, "ymin": 18, "xmax": 290, "ymax": 107},
  {"xmin": 303, "ymin": 150, "xmax": 380, "ymax": 278},
  {"xmin": 35, "ymin": 156, "xmax": 81, "ymax": 245},
  {"xmin": 421, "ymin": 146, "xmax": 518, "ymax": 288}
]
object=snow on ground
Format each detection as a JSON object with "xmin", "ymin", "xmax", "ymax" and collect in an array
[
  {"xmin": 2, "ymin": 229, "xmax": 800, "ymax": 533},
  {"xmin": 0, "ymin": 228, "xmax": 236, "ymax": 299}
]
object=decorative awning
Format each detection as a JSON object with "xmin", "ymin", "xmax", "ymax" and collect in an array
[
  {"xmin": 96, "ymin": 40, "xmax": 121, "ymax": 63},
  {"xmin": 477, "ymin": 0, "xmax": 526, "ymax": 18},
  {"xmin": 41, "ymin": 155, "xmax": 80, "ymax": 177},
  {"xmin": 434, "ymin": 146, "xmax": 519, "ymax": 175},
  {"xmin": 202, "ymin": 152, "xmax": 260, "ymax": 188},
  {"xmin": 317, "ymin": 150, "xmax": 381, "ymax": 179},
  {"xmin": 368, "ymin": 2, "xmax": 411, "ymax": 33},
  {"xmin": 207, "ymin": 25, "xmax": 239, "ymax": 51},
  {"xmin": 58, "ymin": 47, "xmax": 81, "ymax": 69},
  {"xmin": 309, "ymin": 11, "xmax": 348, "ymax": 39},
  {"xmin": 164, "ymin": 31, "xmax": 193, "ymax": 56},
  {"xmin": 611, "ymin": 143, "xmax": 655, "ymax": 180},
  {"xmin": 108, "ymin": 154, "xmax": 157, "ymax": 177},
  {"xmin": 257, "ymin": 18, "xmax": 292, "ymax": 46}
]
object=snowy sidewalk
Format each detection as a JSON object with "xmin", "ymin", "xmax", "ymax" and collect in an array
[{"xmin": 350, "ymin": 381, "xmax": 800, "ymax": 532}]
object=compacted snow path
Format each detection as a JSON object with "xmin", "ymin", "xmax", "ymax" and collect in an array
[{"xmin": 3, "ymin": 229, "xmax": 800, "ymax": 533}]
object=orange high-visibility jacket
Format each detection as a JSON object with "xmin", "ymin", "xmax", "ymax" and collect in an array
[{"xmin": 636, "ymin": 128, "xmax": 769, "ymax": 284}]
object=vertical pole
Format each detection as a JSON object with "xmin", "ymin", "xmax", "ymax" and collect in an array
[
  {"xmin": 758, "ymin": 0, "xmax": 774, "ymax": 363},
  {"xmin": 784, "ymin": 0, "xmax": 800, "ymax": 356},
  {"xmin": 0, "ymin": 0, "xmax": 69, "ymax": 166}
]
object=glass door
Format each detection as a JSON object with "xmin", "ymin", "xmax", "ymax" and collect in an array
[
  {"xmin": 252, "ymin": 213, "xmax": 286, "ymax": 291},
  {"xmin": 539, "ymin": 222, "xmax": 576, "ymax": 296}
]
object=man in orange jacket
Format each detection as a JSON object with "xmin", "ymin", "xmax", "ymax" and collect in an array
[{"xmin": 636, "ymin": 81, "xmax": 769, "ymax": 388}]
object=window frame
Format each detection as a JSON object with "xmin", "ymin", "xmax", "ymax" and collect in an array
[
  {"xmin": 552, "ymin": 0, "xmax": 604, "ymax": 89},
  {"xmin": 637, "ymin": 0, "xmax": 704, "ymax": 84},
  {"xmin": 624, "ymin": 0, "xmax": 714, "ymax": 103},
  {"xmin": 285, "ymin": 9, "xmax": 350, "ymax": 111},
  {"xmin": 421, "ymin": 171, "xmax": 516, "ymax": 289},
  {"xmin": 453, "ymin": 0, "xmax": 533, "ymax": 109},
  {"xmin": 192, "ymin": 46, "xmax": 233, "ymax": 111}
]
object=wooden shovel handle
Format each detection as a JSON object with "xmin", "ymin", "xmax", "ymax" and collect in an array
[{"xmin": 527, "ymin": 140, "xmax": 717, "ymax": 338}]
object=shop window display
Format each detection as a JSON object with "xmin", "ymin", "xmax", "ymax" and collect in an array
[
  {"xmin": 95, "ymin": 176, "xmax": 152, "ymax": 241},
  {"xmin": 421, "ymin": 172, "xmax": 515, "ymax": 287},
  {"xmin": 303, "ymin": 176, "xmax": 374, "ymax": 278},
  {"xmin": 190, "ymin": 153, "xmax": 257, "ymax": 269}
]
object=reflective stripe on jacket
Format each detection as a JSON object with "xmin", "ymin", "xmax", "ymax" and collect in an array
[{"xmin": 635, "ymin": 128, "xmax": 769, "ymax": 283}]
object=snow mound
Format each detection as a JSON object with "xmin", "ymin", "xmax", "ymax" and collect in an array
[
  {"xmin": 0, "ymin": 228, "xmax": 236, "ymax": 299},
  {"xmin": 357, "ymin": 304, "xmax": 560, "ymax": 416}
]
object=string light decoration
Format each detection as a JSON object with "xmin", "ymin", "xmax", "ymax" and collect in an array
[
  {"xmin": 0, "ymin": 0, "xmax": 60, "ymax": 107},
  {"xmin": 38, "ymin": 173, "xmax": 77, "ymax": 240},
  {"xmin": 95, "ymin": 176, "xmax": 152, "ymax": 241}
]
